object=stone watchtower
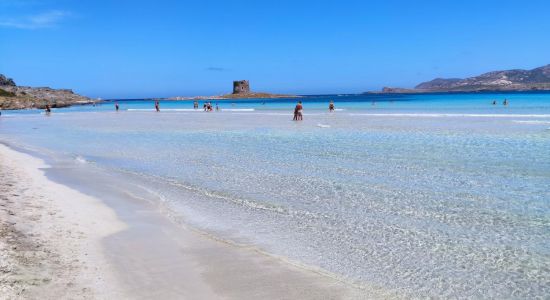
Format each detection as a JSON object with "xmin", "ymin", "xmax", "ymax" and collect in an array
[{"xmin": 233, "ymin": 80, "xmax": 250, "ymax": 94}]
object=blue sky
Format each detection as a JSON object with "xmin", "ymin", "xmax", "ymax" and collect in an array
[{"xmin": 1, "ymin": 0, "xmax": 549, "ymax": 98}]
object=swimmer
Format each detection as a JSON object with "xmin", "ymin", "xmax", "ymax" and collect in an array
[
  {"xmin": 329, "ymin": 100, "xmax": 335, "ymax": 112},
  {"xmin": 115, "ymin": 102, "xmax": 119, "ymax": 111},
  {"xmin": 155, "ymin": 100, "xmax": 160, "ymax": 112}
]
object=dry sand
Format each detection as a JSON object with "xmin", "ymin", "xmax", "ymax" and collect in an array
[
  {"xmin": 0, "ymin": 144, "xmax": 127, "ymax": 299},
  {"xmin": 0, "ymin": 144, "xmax": 390, "ymax": 299}
]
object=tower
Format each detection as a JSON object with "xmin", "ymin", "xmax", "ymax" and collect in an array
[{"xmin": 233, "ymin": 80, "xmax": 250, "ymax": 94}]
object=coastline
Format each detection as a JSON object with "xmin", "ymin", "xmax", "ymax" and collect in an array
[
  {"xmin": 365, "ymin": 89, "xmax": 550, "ymax": 95},
  {"xmin": 0, "ymin": 143, "xmax": 387, "ymax": 299},
  {"xmin": 0, "ymin": 143, "xmax": 127, "ymax": 299}
]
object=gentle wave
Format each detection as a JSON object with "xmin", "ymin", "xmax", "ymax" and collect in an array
[
  {"xmin": 74, "ymin": 155, "xmax": 89, "ymax": 164},
  {"xmin": 220, "ymin": 108, "xmax": 255, "ymax": 112},
  {"xmin": 512, "ymin": 120, "xmax": 550, "ymax": 124},
  {"xmin": 127, "ymin": 108, "xmax": 200, "ymax": 112},
  {"xmin": 126, "ymin": 108, "xmax": 255, "ymax": 112},
  {"xmin": 349, "ymin": 113, "xmax": 550, "ymax": 118}
]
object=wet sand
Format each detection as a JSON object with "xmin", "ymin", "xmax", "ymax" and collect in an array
[{"xmin": 0, "ymin": 144, "xmax": 388, "ymax": 299}]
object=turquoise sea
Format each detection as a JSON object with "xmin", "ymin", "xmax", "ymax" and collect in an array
[{"xmin": 1, "ymin": 93, "xmax": 549, "ymax": 298}]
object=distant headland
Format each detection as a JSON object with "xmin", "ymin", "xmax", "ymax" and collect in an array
[
  {"xmin": 369, "ymin": 64, "xmax": 550, "ymax": 94},
  {"xmin": 0, "ymin": 74, "xmax": 94, "ymax": 110},
  {"xmin": 167, "ymin": 80, "xmax": 299, "ymax": 100}
]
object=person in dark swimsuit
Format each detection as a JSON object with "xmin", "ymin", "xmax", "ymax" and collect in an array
[
  {"xmin": 115, "ymin": 102, "xmax": 119, "ymax": 111},
  {"xmin": 155, "ymin": 100, "xmax": 160, "ymax": 112},
  {"xmin": 329, "ymin": 101, "xmax": 335, "ymax": 112},
  {"xmin": 45, "ymin": 104, "xmax": 51, "ymax": 114}
]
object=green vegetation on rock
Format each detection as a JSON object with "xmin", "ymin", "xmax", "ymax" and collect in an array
[{"xmin": 0, "ymin": 88, "xmax": 15, "ymax": 97}]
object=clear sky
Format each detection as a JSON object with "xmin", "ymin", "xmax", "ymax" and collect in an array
[{"xmin": 1, "ymin": 0, "xmax": 549, "ymax": 98}]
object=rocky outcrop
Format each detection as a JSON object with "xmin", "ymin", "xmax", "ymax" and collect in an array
[
  {"xmin": 380, "ymin": 87, "xmax": 417, "ymax": 93},
  {"xmin": 223, "ymin": 80, "xmax": 297, "ymax": 98},
  {"xmin": 0, "ymin": 74, "xmax": 16, "ymax": 86},
  {"xmin": 0, "ymin": 74, "xmax": 94, "ymax": 110},
  {"xmin": 167, "ymin": 80, "xmax": 299, "ymax": 100}
]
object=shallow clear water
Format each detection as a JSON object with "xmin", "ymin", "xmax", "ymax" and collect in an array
[
  {"xmin": 1, "ymin": 93, "xmax": 549, "ymax": 298},
  {"xmin": 3, "ymin": 92, "xmax": 550, "ymax": 115}
]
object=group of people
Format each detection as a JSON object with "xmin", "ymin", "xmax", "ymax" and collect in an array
[
  {"xmin": 110, "ymin": 100, "xmax": 339, "ymax": 118},
  {"xmin": 202, "ymin": 101, "xmax": 219, "ymax": 112},
  {"xmin": 40, "ymin": 99, "xmax": 337, "ymax": 118},
  {"xmin": 293, "ymin": 101, "xmax": 303, "ymax": 121},
  {"xmin": 24, "ymin": 97, "xmax": 518, "ymax": 118},
  {"xmin": 492, "ymin": 99, "xmax": 509, "ymax": 106},
  {"xmin": 113, "ymin": 100, "xmax": 225, "ymax": 112},
  {"xmin": 293, "ymin": 100, "xmax": 336, "ymax": 121}
]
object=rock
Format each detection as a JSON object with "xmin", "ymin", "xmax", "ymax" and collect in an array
[
  {"xmin": 0, "ymin": 74, "xmax": 16, "ymax": 86},
  {"xmin": 0, "ymin": 75, "xmax": 94, "ymax": 110},
  {"xmin": 380, "ymin": 87, "xmax": 417, "ymax": 93},
  {"xmin": 0, "ymin": 88, "xmax": 16, "ymax": 97}
]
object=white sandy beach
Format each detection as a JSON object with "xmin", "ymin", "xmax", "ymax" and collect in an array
[
  {"xmin": 0, "ymin": 144, "xmax": 127, "ymax": 299},
  {"xmin": 0, "ymin": 143, "xmax": 386, "ymax": 299}
]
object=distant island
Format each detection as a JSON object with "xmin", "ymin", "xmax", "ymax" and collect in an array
[
  {"xmin": 370, "ymin": 64, "xmax": 550, "ymax": 93},
  {"xmin": 0, "ymin": 76, "xmax": 299, "ymax": 110},
  {"xmin": 167, "ymin": 80, "xmax": 299, "ymax": 100},
  {"xmin": 0, "ymin": 74, "xmax": 94, "ymax": 110}
]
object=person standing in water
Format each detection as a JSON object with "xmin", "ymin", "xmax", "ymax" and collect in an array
[
  {"xmin": 329, "ymin": 100, "xmax": 335, "ymax": 112},
  {"xmin": 492, "ymin": 100, "xmax": 497, "ymax": 105},
  {"xmin": 293, "ymin": 101, "xmax": 303, "ymax": 121},
  {"xmin": 503, "ymin": 99, "xmax": 509, "ymax": 106},
  {"xmin": 193, "ymin": 101, "xmax": 199, "ymax": 109},
  {"xmin": 115, "ymin": 102, "xmax": 119, "ymax": 111},
  {"xmin": 155, "ymin": 100, "xmax": 160, "ymax": 112},
  {"xmin": 45, "ymin": 104, "xmax": 51, "ymax": 114},
  {"xmin": 216, "ymin": 103, "xmax": 219, "ymax": 111}
]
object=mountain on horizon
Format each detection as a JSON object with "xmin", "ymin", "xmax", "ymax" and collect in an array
[{"xmin": 378, "ymin": 64, "xmax": 550, "ymax": 93}]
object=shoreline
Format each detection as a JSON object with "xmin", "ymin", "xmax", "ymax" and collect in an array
[
  {"xmin": 0, "ymin": 143, "xmax": 127, "ymax": 298},
  {"xmin": 0, "ymin": 143, "xmax": 387, "ymax": 299}
]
